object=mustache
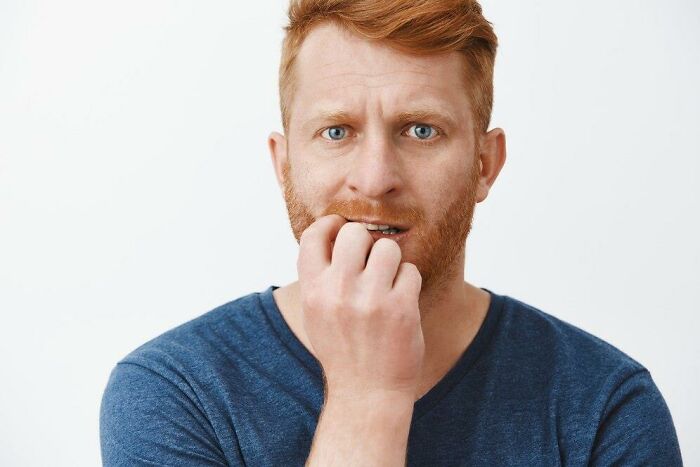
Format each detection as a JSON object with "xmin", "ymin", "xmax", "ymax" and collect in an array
[{"xmin": 321, "ymin": 199, "xmax": 424, "ymax": 225}]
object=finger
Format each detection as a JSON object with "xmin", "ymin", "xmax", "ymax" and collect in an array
[
  {"xmin": 297, "ymin": 214, "xmax": 347, "ymax": 279},
  {"xmin": 331, "ymin": 222, "xmax": 374, "ymax": 275},
  {"xmin": 392, "ymin": 262, "xmax": 422, "ymax": 298},
  {"xmin": 364, "ymin": 238, "xmax": 402, "ymax": 290}
]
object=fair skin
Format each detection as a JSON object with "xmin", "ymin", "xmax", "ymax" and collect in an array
[{"xmin": 268, "ymin": 23, "xmax": 506, "ymax": 466}]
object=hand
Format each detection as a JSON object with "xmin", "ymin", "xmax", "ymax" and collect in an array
[{"xmin": 297, "ymin": 214, "xmax": 425, "ymax": 401}]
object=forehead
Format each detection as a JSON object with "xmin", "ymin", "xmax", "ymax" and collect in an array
[{"xmin": 291, "ymin": 22, "xmax": 471, "ymax": 126}]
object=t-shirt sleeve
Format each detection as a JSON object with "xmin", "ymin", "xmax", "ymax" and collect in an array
[
  {"xmin": 100, "ymin": 361, "xmax": 241, "ymax": 466},
  {"xmin": 590, "ymin": 369, "xmax": 683, "ymax": 466}
]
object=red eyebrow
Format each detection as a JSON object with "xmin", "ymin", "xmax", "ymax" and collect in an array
[
  {"xmin": 396, "ymin": 110, "xmax": 457, "ymax": 128},
  {"xmin": 302, "ymin": 110, "xmax": 355, "ymax": 133},
  {"xmin": 302, "ymin": 108, "xmax": 458, "ymax": 132}
]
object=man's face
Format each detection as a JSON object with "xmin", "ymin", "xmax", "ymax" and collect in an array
[{"xmin": 277, "ymin": 23, "xmax": 485, "ymax": 292}]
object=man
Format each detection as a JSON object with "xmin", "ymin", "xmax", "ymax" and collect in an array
[{"xmin": 100, "ymin": 0, "xmax": 682, "ymax": 465}]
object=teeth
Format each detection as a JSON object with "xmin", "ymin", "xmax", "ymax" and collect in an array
[
  {"xmin": 360, "ymin": 222, "xmax": 402, "ymax": 234},
  {"xmin": 362, "ymin": 223, "xmax": 393, "ymax": 231}
]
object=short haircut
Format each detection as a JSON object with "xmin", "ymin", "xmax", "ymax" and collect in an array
[{"xmin": 279, "ymin": 0, "xmax": 498, "ymax": 136}]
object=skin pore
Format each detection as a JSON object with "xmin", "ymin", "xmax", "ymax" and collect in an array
[{"xmin": 268, "ymin": 22, "xmax": 506, "ymax": 399}]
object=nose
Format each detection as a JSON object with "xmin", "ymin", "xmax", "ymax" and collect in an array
[{"xmin": 345, "ymin": 133, "xmax": 402, "ymax": 199}]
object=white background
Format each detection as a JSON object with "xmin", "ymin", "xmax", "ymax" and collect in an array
[{"xmin": 1, "ymin": 1, "xmax": 698, "ymax": 465}]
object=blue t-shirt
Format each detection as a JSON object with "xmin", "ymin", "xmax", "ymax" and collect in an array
[{"xmin": 100, "ymin": 286, "xmax": 682, "ymax": 466}]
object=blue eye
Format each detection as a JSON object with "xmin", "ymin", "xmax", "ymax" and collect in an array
[
  {"xmin": 321, "ymin": 126, "xmax": 347, "ymax": 141},
  {"xmin": 407, "ymin": 124, "xmax": 437, "ymax": 140}
]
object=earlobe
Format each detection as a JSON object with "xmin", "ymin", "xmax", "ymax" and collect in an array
[
  {"xmin": 268, "ymin": 131, "xmax": 288, "ymax": 190},
  {"xmin": 475, "ymin": 128, "xmax": 507, "ymax": 203}
]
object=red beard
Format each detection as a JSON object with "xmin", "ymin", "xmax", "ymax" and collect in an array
[{"xmin": 282, "ymin": 160, "xmax": 480, "ymax": 293}]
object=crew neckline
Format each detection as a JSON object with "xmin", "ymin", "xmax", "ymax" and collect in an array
[{"xmin": 258, "ymin": 285, "xmax": 504, "ymax": 419}]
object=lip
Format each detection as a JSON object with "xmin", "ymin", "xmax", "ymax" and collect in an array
[
  {"xmin": 366, "ymin": 228, "xmax": 411, "ymax": 244},
  {"xmin": 345, "ymin": 217, "xmax": 410, "ymax": 231}
]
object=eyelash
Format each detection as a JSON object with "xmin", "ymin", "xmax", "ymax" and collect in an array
[
  {"xmin": 405, "ymin": 124, "xmax": 443, "ymax": 147},
  {"xmin": 319, "ymin": 124, "xmax": 443, "ymax": 146}
]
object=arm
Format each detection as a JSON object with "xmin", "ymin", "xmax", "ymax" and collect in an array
[
  {"xmin": 306, "ymin": 392, "xmax": 414, "ymax": 466},
  {"xmin": 297, "ymin": 216, "xmax": 425, "ymax": 467},
  {"xmin": 100, "ymin": 361, "xmax": 236, "ymax": 466},
  {"xmin": 590, "ymin": 369, "xmax": 683, "ymax": 466}
]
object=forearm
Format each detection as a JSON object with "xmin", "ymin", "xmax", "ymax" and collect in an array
[{"xmin": 306, "ymin": 392, "xmax": 415, "ymax": 467}]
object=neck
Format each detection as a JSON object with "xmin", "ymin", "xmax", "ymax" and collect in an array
[{"xmin": 413, "ymin": 247, "xmax": 490, "ymax": 398}]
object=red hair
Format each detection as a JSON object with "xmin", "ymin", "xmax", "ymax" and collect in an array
[{"xmin": 279, "ymin": 0, "xmax": 498, "ymax": 135}]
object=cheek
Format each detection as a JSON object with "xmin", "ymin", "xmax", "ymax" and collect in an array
[
  {"xmin": 295, "ymin": 158, "xmax": 346, "ymax": 195},
  {"xmin": 416, "ymin": 164, "xmax": 461, "ymax": 198},
  {"xmin": 422, "ymin": 166, "xmax": 475, "ymax": 216},
  {"xmin": 291, "ymin": 170, "xmax": 335, "ymax": 210}
]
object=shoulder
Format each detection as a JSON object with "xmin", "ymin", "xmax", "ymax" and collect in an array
[
  {"xmin": 483, "ymin": 291, "xmax": 648, "ymax": 413},
  {"xmin": 485, "ymin": 292, "xmax": 682, "ymax": 464},
  {"xmin": 100, "ymin": 288, "xmax": 272, "ymax": 465},
  {"xmin": 493, "ymin": 292, "xmax": 645, "ymax": 381},
  {"xmin": 120, "ymin": 288, "xmax": 271, "ymax": 376},
  {"xmin": 103, "ymin": 287, "xmax": 278, "ymax": 403}
]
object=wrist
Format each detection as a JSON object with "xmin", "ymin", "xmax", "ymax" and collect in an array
[
  {"xmin": 326, "ymin": 387, "xmax": 416, "ymax": 406},
  {"xmin": 307, "ymin": 389, "xmax": 415, "ymax": 466},
  {"xmin": 324, "ymin": 389, "xmax": 415, "ymax": 426}
]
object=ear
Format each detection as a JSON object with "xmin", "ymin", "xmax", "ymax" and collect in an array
[
  {"xmin": 268, "ymin": 131, "xmax": 288, "ymax": 190},
  {"xmin": 475, "ymin": 128, "xmax": 506, "ymax": 203}
]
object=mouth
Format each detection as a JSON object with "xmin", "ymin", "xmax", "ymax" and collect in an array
[{"xmin": 346, "ymin": 218, "xmax": 409, "ymax": 238}]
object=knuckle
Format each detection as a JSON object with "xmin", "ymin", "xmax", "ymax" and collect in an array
[
  {"xmin": 337, "ymin": 222, "xmax": 352, "ymax": 234},
  {"xmin": 330, "ymin": 269, "xmax": 350, "ymax": 293},
  {"xmin": 382, "ymin": 238, "xmax": 402, "ymax": 256},
  {"xmin": 327, "ymin": 294, "xmax": 345, "ymax": 314},
  {"xmin": 369, "ymin": 238, "xmax": 401, "ymax": 264},
  {"xmin": 301, "ymin": 284, "xmax": 322, "ymax": 311},
  {"xmin": 340, "ymin": 221, "xmax": 366, "ymax": 237},
  {"xmin": 357, "ymin": 293, "xmax": 382, "ymax": 316},
  {"xmin": 324, "ymin": 213, "xmax": 346, "ymax": 225},
  {"xmin": 396, "ymin": 262, "xmax": 422, "ymax": 290},
  {"xmin": 296, "ymin": 252, "xmax": 312, "ymax": 277},
  {"xmin": 299, "ymin": 224, "xmax": 317, "ymax": 246},
  {"xmin": 390, "ymin": 292, "xmax": 419, "ymax": 318},
  {"xmin": 404, "ymin": 262, "xmax": 420, "ymax": 277},
  {"xmin": 300, "ymin": 215, "xmax": 338, "ymax": 244},
  {"xmin": 396, "ymin": 308, "xmax": 420, "ymax": 327},
  {"xmin": 375, "ymin": 237, "xmax": 396, "ymax": 248}
]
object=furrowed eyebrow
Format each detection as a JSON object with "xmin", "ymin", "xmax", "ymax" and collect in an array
[
  {"xmin": 396, "ymin": 110, "xmax": 457, "ymax": 129},
  {"xmin": 302, "ymin": 111, "xmax": 354, "ymax": 133},
  {"xmin": 301, "ymin": 108, "xmax": 459, "ymax": 133}
]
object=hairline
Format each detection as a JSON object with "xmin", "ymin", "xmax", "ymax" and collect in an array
[{"xmin": 281, "ymin": 21, "xmax": 485, "ymax": 141}]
